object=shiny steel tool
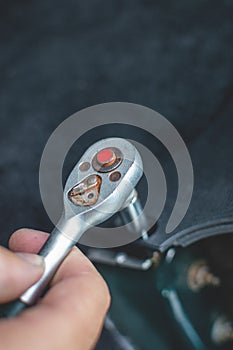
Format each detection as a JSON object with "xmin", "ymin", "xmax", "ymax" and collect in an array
[{"xmin": 0, "ymin": 138, "xmax": 143, "ymax": 317}]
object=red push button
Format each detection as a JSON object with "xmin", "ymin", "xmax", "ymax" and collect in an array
[
  {"xmin": 97, "ymin": 148, "xmax": 116, "ymax": 166},
  {"xmin": 92, "ymin": 147, "xmax": 123, "ymax": 173}
]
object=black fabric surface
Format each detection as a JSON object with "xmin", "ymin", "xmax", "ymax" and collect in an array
[
  {"xmin": 0, "ymin": 0, "xmax": 233, "ymax": 349},
  {"xmin": 147, "ymin": 101, "xmax": 233, "ymax": 250}
]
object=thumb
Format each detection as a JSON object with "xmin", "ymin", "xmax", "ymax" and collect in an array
[{"xmin": 0, "ymin": 246, "xmax": 44, "ymax": 303}]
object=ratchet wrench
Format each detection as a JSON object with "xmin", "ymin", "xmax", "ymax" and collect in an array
[{"xmin": 0, "ymin": 137, "xmax": 143, "ymax": 318}]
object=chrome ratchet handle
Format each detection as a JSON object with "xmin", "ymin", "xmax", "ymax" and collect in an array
[
  {"xmin": 0, "ymin": 137, "xmax": 143, "ymax": 318},
  {"xmin": 20, "ymin": 225, "xmax": 77, "ymax": 306}
]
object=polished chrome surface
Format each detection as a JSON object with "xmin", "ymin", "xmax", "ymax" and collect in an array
[{"xmin": 119, "ymin": 189, "xmax": 149, "ymax": 239}]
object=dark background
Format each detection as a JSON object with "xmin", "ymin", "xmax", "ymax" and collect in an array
[
  {"xmin": 0, "ymin": 0, "xmax": 232, "ymax": 241},
  {"xmin": 0, "ymin": 1, "xmax": 232, "ymax": 349}
]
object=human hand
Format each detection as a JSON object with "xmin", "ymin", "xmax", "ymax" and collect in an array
[{"xmin": 0, "ymin": 228, "xmax": 110, "ymax": 350}]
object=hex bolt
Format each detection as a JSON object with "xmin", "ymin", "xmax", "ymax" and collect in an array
[
  {"xmin": 187, "ymin": 260, "xmax": 220, "ymax": 292},
  {"xmin": 211, "ymin": 316, "xmax": 233, "ymax": 345}
]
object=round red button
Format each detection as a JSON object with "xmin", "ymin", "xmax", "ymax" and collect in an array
[
  {"xmin": 92, "ymin": 147, "xmax": 123, "ymax": 172},
  {"xmin": 97, "ymin": 149, "xmax": 115, "ymax": 166}
]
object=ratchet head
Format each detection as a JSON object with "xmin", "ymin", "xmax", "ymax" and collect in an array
[{"xmin": 58, "ymin": 138, "xmax": 143, "ymax": 241}]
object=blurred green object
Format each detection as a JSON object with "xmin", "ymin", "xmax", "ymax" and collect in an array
[{"xmin": 97, "ymin": 234, "xmax": 233, "ymax": 350}]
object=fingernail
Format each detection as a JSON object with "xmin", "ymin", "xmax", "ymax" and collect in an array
[{"xmin": 16, "ymin": 252, "xmax": 44, "ymax": 267}]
